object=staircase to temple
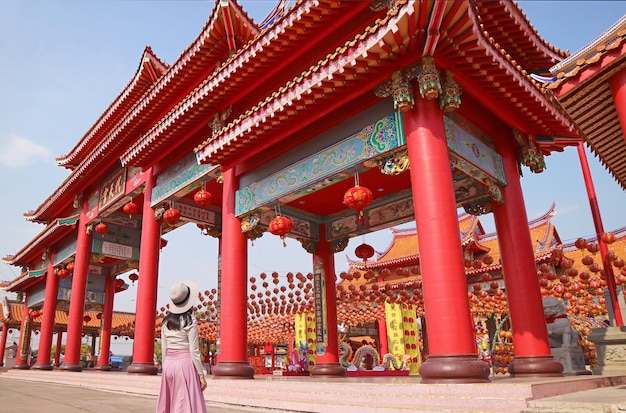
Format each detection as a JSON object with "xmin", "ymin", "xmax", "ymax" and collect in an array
[{"xmin": 1, "ymin": 368, "xmax": 625, "ymax": 413}]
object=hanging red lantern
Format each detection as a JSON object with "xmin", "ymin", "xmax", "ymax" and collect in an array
[
  {"xmin": 122, "ymin": 201, "xmax": 140, "ymax": 220},
  {"xmin": 83, "ymin": 315, "xmax": 92, "ymax": 323},
  {"xmin": 128, "ymin": 272, "xmax": 139, "ymax": 285},
  {"xmin": 355, "ymin": 243, "xmax": 375, "ymax": 262},
  {"xmin": 95, "ymin": 222, "xmax": 108, "ymax": 237},
  {"xmin": 269, "ymin": 215, "xmax": 293, "ymax": 247},
  {"xmin": 163, "ymin": 208, "xmax": 181, "ymax": 226},
  {"xmin": 194, "ymin": 189, "xmax": 212, "ymax": 208},
  {"xmin": 574, "ymin": 238, "xmax": 588, "ymax": 250},
  {"xmin": 66, "ymin": 262, "xmax": 75, "ymax": 272},
  {"xmin": 343, "ymin": 184, "xmax": 373, "ymax": 224},
  {"xmin": 57, "ymin": 269, "xmax": 69, "ymax": 279}
]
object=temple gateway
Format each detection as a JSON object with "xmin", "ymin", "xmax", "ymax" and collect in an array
[{"xmin": 2, "ymin": 1, "xmax": 626, "ymax": 384}]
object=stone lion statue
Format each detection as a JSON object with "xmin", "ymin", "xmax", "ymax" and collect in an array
[{"xmin": 542, "ymin": 297, "xmax": 579, "ymax": 348}]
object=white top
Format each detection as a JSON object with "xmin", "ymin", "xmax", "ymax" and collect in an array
[{"xmin": 161, "ymin": 315, "xmax": 204, "ymax": 375}]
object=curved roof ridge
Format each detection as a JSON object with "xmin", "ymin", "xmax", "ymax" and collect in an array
[
  {"xmin": 528, "ymin": 201, "xmax": 556, "ymax": 228},
  {"xmin": 55, "ymin": 46, "xmax": 168, "ymax": 169},
  {"xmin": 550, "ymin": 14, "xmax": 626, "ymax": 74}
]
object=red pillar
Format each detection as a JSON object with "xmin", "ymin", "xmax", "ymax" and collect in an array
[
  {"xmin": 311, "ymin": 225, "xmax": 345, "ymax": 377},
  {"xmin": 577, "ymin": 142, "xmax": 623, "ymax": 326},
  {"xmin": 95, "ymin": 274, "xmax": 115, "ymax": 370},
  {"xmin": 610, "ymin": 67, "xmax": 626, "ymax": 143},
  {"xmin": 60, "ymin": 206, "xmax": 93, "ymax": 372},
  {"xmin": 404, "ymin": 94, "xmax": 489, "ymax": 383},
  {"xmin": 14, "ymin": 298, "xmax": 31, "ymax": 369},
  {"xmin": 492, "ymin": 138, "xmax": 563, "ymax": 377},
  {"xmin": 34, "ymin": 258, "xmax": 59, "ymax": 370},
  {"xmin": 212, "ymin": 167, "xmax": 254, "ymax": 378},
  {"xmin": 128, "ymin": 169, "xmax": 160, "ymax": 374},
  {"xmin": 377, "ymin": 273, "xmax": 389, "ymax": 355},
  {"xmin": 0, "ymin": 322, "xmax": 9, "ymax": 366},
  {"xmin": 54, "ymin": 330, "xmax": 63, "ymax": 367}
]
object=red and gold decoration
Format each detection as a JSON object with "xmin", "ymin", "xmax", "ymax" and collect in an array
[
  {"xmin": 57, "ymin": 268, "xmax": 69, "ymax": 279},
  {"xmin": 163, "ymin": 207, "xmax": 181, "ymax": 226},
  {"xmin": 268, "ymin": 210, "xmax": 293, "ymax": 247},
  {"xmin": 122, "ymin": 200, "xmax": 140, "ymax": 220},
  {"xmin": 343, "ymin": 175, "xmax": 373, "ymax": 225}
]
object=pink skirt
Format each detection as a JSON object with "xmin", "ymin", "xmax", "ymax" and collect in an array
[{"xmin": 156, "ymin": 349, "xmax": 207, "ymax": 413}]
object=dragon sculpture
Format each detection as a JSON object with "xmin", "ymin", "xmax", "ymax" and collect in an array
[{"xmin": 339, "ymin": 342, "xmax": 408, "ymax": 371}]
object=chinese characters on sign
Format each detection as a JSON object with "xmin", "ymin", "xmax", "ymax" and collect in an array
[{"xmin": 314, "ymin": 270, "xmax": 327, "ymax": 347}]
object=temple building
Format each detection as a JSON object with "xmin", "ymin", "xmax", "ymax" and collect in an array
[{"xmin": 1, "ymin": 0, "xmax": 626, "ymax": 385}]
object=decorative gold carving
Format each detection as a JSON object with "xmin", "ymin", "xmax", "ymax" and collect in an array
[
  {"xmin": 154, "ymin": 206, "xmax": 166, "ymax": 221},
  {"xmin": 369, "ymin": 0, "xmax": 394, "ymax": 12},
  {"xmin": 241, "ymin": 211, "xmax": 261, "ymax": 233},
  {"xmin": 513, "ymin": 130, "xmax": 546, "ymax": 173},
  {"xmin": 374, "ymin": 69, "xmax": 414, "ymax": 112},
  {"xmin": 298, "ymin": 238, "xmax": 317, "ymax": 254},
  {"xmin": 73, "ymin": 193, "xmax": 82, "ymax": 209},
  {"xmin": 198, "ymin": 224, "xmax": 221, "ymax": 238},
  {"xmin": 378, "ymin": 149, "xmax": 410, "ymax": 175},
  {"xmin": 462, "ymin": 199, "xmax": 493, "ymax": 216},
  {"xmin": 417, "ymin": 56, "xmax": 441, "ymax": 100},
  {"xmin": 439, "ymin": 71, "xmax": 462, "ymax": 112},
  {"xmin": 208, "ymin": 106, "xmax": 232, "ymax": 137},
  {"xmin": 484, "ymin": 178, "xmax": 504, "ymax": 205},
  {"xmin": 215, "ymin": 171, "xmax": 224, "ymax": 184},
  {"xmin": 330, "ymin": 238, "xmax": 349, "ymax": 253},
  {"xmin": 86, "ymin": 222, "xmax": 95, "ymax": 235}
]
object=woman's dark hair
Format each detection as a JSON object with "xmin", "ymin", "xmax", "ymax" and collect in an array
[{"xmin": 163, "ymin": 308, "xmax": 193, "ymax": 331}]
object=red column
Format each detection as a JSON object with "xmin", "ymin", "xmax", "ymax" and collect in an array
[
  {"xmin": 95, "ymin": 275, "xmax": 115, "ymax": 370},
  {"xmin": 610, "ymin": 67, "xmax": 626, "ymax": 143},
  {"xmin": 212, "ymin": 167, "xmax": 254, "ymax": 378},
  {"xmin": 577, "ymin": 142, "xmax": 623, "ymax": 326},
  {"xmin": 492, "ymin": 138, "xmax": 563, "ymax": 377},
  {"xmin": 54, "ymin": 330, "xmax": 63, "ymax": 367},
  {"xmin": 0, "ymin": 322, "xmax": 9, "ymax": 366},
  {"xmin": 60, "ymin": 206, "xmax": 93, "ymax": 372},
  {"xmin": 404, "ymin": 94, "xmax": 489, "ymax": 383},
  {"xmin": 311, "ymin": 225, "xmax": 345, "ymax": 377},
  {"xmin": 14, "ymin": 298, "xmax": 31, "ymax": 369},
  {"xmin": 34, "ymin": 258, "xmax": 59, "ymax": 370},
  {"xmin": 377, "ymin": 273, "xmax": 389, "ymax": 355},
  {"xmin": 128, "ymin": 169, "xmax": 160, "ymax": 374}
]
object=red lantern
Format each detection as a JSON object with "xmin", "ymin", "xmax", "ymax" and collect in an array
[
  {"xmin": 574, "ymin": 238, "xmax": 588, "ymax": 250},
  {"xmin": 57, "ymin": 269, "xmax": 69, "ymax": 279},
  {"xmin": 602, "ymin": 232, "xmax": 616, "ymax": 245},
  {"xmin": 83, "ymin": 315, "xmax": 91, "ymax": 323},
  {"xmin": 355, "ymin": 243, "xmax": 375, "ymax": 262},
  {"xmin": 122, "ymin": 201, "xmax": 140, "ymax": 219},
  {"xmin": 343, "ymin": 185, "xmax": 373, "ymax": 224},
  {"xmin": 128, "ymin": 272, "xmax": 139, "ymax": 285},
  {"xmin": 66, "ymin": 262, "xmax": 75, "ymax": 272},
  {"xmin": 163, "ymin": 208, "xmax": 181, "ymax": 226},
  {"xmin": 194, "ymin": 189, "xmax": 212, "ymax": 208},
  {"xmin": 269, "ymin": 215, "xmax": 293, "ymax": 247},
  {"xmin": 95, "ymin": 222, "xmax": 108, "ymax": 237}
]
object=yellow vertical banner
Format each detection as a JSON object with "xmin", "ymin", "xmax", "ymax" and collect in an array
[
  {"xmin": 294, "ymin": 312, "xmax": 316, "ymax": 370},
  {"xmin": 384, "ymin": 302, "xmax": 404, "ymax": 360},
  {"xmin": 400, "ymin": 304, "xmax": 421, "ymax": 375}
]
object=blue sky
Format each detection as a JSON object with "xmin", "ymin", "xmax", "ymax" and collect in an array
[{"xmin": 1, "ymin": 1, "xmax": 626, "ymax": 352}]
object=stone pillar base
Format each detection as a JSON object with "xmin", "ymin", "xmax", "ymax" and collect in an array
[
  {"xmin": 551, "ymin": 347, "xmax": 591, "ymax": 375},
  {"xmin": 32, "ymin": 363, "xmax": 53, "ymax": 371},
  {"xmin": 508, "ymin": 355, "xmax": 563, "ymax": 377},
  {"xmin": 93, "ymin": 364, "xmax": 112, "ymax": 371},
  {"xmin": 419, "ymin": 354, "xmax": 490, "ymax": 383},
  {"xmin": 127, "ymin": 362, "xmax": 158, "ymax": 375},
  {"xmin": 212, "ymin": 361, "xmax": 254, "ymax": 379},
  {"xmin": 12, "ymin": 364, "xmax": 30, "ymax": 370},
  {"xmin": 59, "ymin": 363, "xmax": 82, "ymax": 372},
  {"xmin": 588, "ymin": 326, "xmax": 626, "ymax": 375},
  {"xmin": 311, "ymin": 362, "xmax": 346, "ymax": 378}
]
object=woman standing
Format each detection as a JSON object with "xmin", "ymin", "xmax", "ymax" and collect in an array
[{"xmin": 157, "ymin": 281, "xmax": 207, "ymax": 413}]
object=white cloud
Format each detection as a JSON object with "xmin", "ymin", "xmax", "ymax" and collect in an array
[{"xmin": 0, "ymin": 135, "xmax": 52, "ymax": 167}]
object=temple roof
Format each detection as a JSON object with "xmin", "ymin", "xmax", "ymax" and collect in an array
[
  {"xmin": 540, "ymin": 15, "xmax": 626, "ymax": 190},
  {"xmin": 348, "ymin": 203, "xmax": 560, "ymax": 272}
]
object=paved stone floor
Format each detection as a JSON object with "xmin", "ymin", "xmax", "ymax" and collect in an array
[{"xmin": 0, "ymin": 378, "xmax": 277, "ymax": 413}]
